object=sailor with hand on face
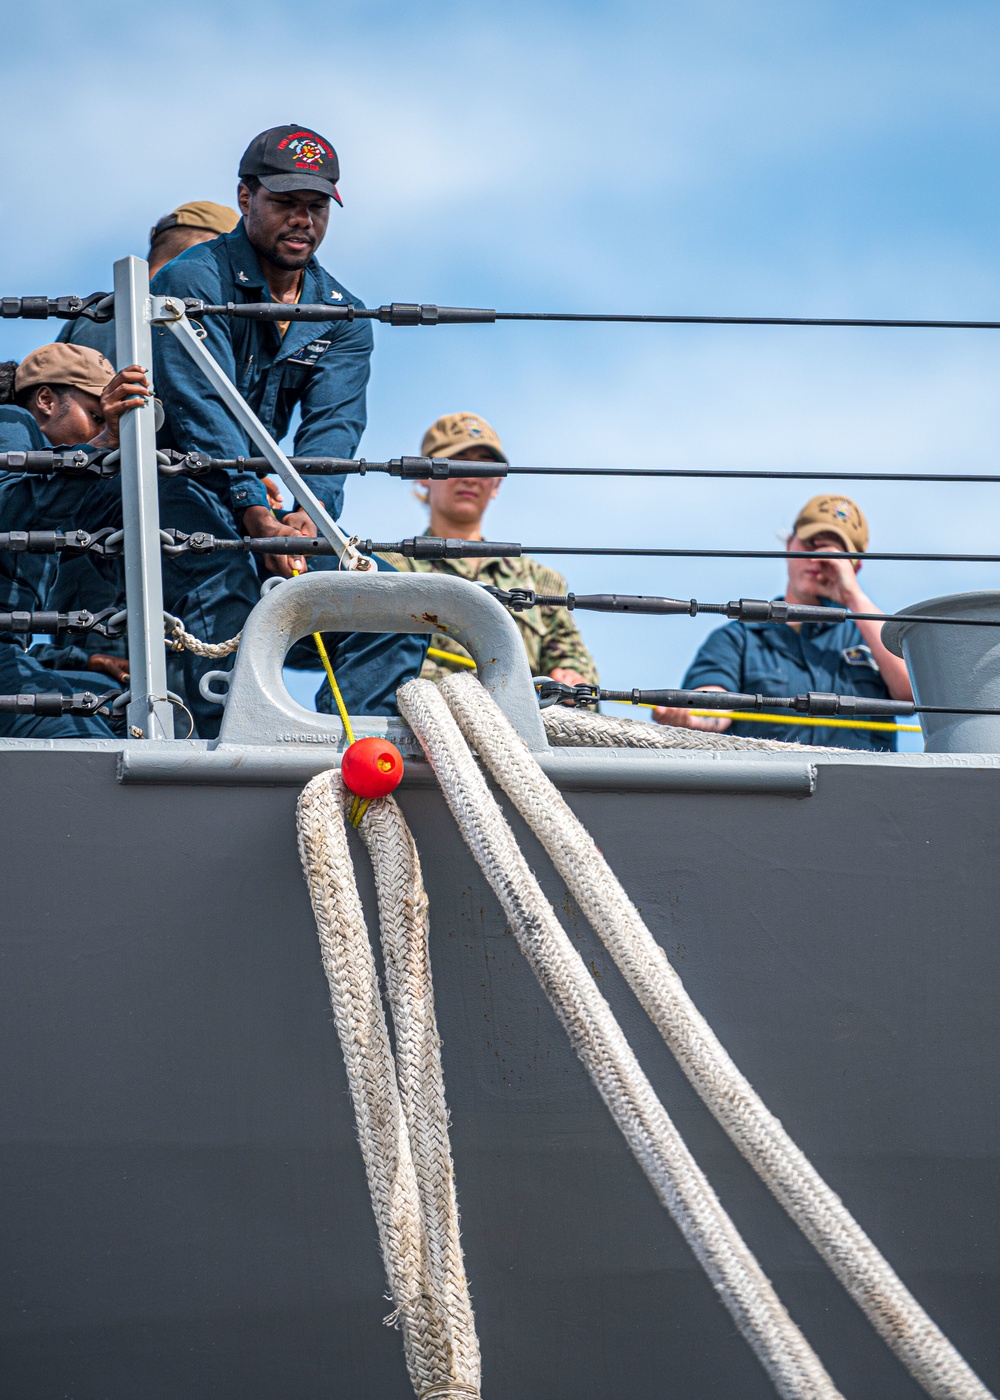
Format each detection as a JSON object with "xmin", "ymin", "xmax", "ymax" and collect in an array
[
  {"xmin": 151, "ymin": 124, "xmax": 427, "ymax": 716},
  {"xmin": 653, "ymin": 495, "xmax": 913, "ymax": 751}
]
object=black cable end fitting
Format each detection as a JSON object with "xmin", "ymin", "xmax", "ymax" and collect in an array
[
  {"xmin": 0, "ymin": 293, "xmax": 112, "ymax": 322},
  {"xmin": 727, "ymin": 598, "xmax": 849, "ymax": 625},
  {"xmin": 793, "ymin": 691, "xmax": 914, "ymax": 718},
  {"xmin": 0, "ymin": 691, "xmax": 105, "ymax": 717},
  {"xmin": 384, "ymin": 537, "xmax": 522, "ymax": 560},
  {"xmin": 387, "ymin": 456, "xmax": 508, "ymax": 479},
  {"xmin": 376, "ymin": 304, "xmax": 496, "ymax": 326}
]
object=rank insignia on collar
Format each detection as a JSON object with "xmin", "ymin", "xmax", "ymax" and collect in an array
[
  {"xmin": 237, "ymin": 271, "xmax": 249, "ymax": 283},
  {"xmin": 329, "ymin": 290, "xmax": 343, "ymax": 301}
]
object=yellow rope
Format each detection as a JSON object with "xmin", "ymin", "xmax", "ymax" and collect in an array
[
  {"xmin": 690, "ymin": 709, "xmax": 920, "ymax": 734},
  {"xmin": 427, "ymin": 646, "xmax": 477, "ymax": 670},
  {"xmin": 605, "ymin": 699, "xmax": 918, "ymax": 734},
  {"xmin": 290, "ymin": 567, "xmax": 355, "ymax": 746}
]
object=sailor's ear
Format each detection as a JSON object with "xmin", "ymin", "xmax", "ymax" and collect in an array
[
  {"xmin": 237, "ymin": 182, "xmax": 253, "ymax": 217},
  {"xmin": 32, "ymin": 385, "xmax": 57, "ymax": 420}
]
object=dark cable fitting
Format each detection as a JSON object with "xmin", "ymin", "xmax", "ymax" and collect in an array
[
  {"xmin": 188, "ymin": 301, "xmax": 497, "ymax": 326},
  {"xmin": 0, "ymin": 292, "xmax": 113, "ymax": 322},
  {"xmin": 0, "ymin": 607, "xmax": 126, "ymax": 637},
  {"xmin": 185, "ymin": 454, "xmax": 507, "ymax": 480},
  {"xmin": 0, "ymin": 690, "xmax": 116, "ymax": 717},
  {"xmin": 0, "ymin": 449, "xmax": 107, "ymax": 476},
  {"xmin": 0, "ymin": 529, "xmax": 93, "ymax": 554},
  {"xmin": 361, "ymin": 537, "xmax": 523, "ymax": 560}
]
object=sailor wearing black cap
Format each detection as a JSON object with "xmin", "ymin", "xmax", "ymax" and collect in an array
[{"xmin": 150, "ymin": 123, "xmax": 426, "ymax": 715}]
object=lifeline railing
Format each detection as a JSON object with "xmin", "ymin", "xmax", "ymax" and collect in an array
[{"xmin": 7, "ymin": 263, "xmax": 1000, "ymax": 741}]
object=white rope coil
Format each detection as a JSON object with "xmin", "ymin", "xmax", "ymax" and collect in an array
[
  {"xmin": 438, "ymin": 671, "xmax": 993, "ymax": 1400},
  {"xmin": 397, "ymin": 677, "xmax": 844, "ymax": 1400},
  {"xmin": 543, "ymin": 704, "xmax": 840, "ymax": 752},
  {"xmin": 296, "ymin": 772, "xmax": 480, "ymax": 1399}
]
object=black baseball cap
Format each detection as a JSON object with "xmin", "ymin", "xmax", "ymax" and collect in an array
[{"xmin": 239, "ymin": 124, "xmax": 343, "ymax": 205}]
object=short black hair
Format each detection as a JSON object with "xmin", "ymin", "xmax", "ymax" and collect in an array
[
  {"xmin": 0, "ymin": 361, "xmax": 17, "ymax": 405},
  {"xmin": 13, "ymin": 382, "xmax": 75, "ymax": 410},
  {"xmin": 240, "ymin": 175, "xmax": 262, "ymax": 194}
]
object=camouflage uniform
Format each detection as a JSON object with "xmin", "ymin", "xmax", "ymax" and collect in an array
[{"xmin": 379, "ymin": 542, "xmax": 599, "ymax": 685}]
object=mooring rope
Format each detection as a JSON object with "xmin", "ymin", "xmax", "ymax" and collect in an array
[
  {"xmin": 541, "ymin": 704, "xmax": 834, "ymax": 752},
  {"xmin": 397, "ymin": 677, "xmax": 844, "ymax": 1400},
  {"xmin": 296, "ymin": 772, "xmax": 480, "ymax": 1400},
  {"xmin": 437, "ymin": 671, "xmax": 993, "ymax": 1400}
]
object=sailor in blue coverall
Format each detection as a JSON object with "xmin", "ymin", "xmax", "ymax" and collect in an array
[
  {"xmin": 151, "ymin": 123, "xmax": 427, "ymax": 717},
  {"xmin": 652, "ymin": 494, "xmax": 914, "ymax": 752},
  {"xmin": 0, "ymin": 402, "xmax": 115, "ymax": 737},
  {"xmin": 0, "ymin": 346, "xmax": 259, "ymax": 738}
]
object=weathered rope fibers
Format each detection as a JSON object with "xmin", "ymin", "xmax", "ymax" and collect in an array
[
  {"xmin": 296, "ymin": 772, "xmax": 480, "ymax": 1400},
  {"xmin": 397, "ymin": 677, "xmax": 843, "ymax": 1400},
  {"xmin": 438, "ymin": 671, "xmax": 993, "ymax": 1400},
  {"xmin": 541, "ymin": 704, "xmax": 838, "ymax": 752}
]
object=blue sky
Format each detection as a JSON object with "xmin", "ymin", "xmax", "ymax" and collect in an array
[{"xmin": 3, "ymin": 1, "xmax": 1000, "ymax": 743}]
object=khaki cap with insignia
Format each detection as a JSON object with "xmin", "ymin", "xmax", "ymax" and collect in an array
[
  {"xmin": 420, "ymin": 412, "xmax": 507, "ymax": 463},
  {"xmin": 149, "ymin": 201, "xmax": 240, "ymax": 247},
  {"xmin": 794, "ymin": 494, "xmax": 869, "ymax": 553},
  {"xmin": 14, "ymin": 343, "xmax": 115, "ymax": 399}
]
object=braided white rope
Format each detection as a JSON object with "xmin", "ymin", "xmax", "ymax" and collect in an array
[
  {"xmin": 164, "ymin": 613, "xmax": 242, "ymax": 658},
  {"xmin": 440, "ymin": 671, "xmax": 993, "ymax": 1400},
  {"xmin": 543, "ymin": 705, "xmax": 843, "ymax": 752},
  {"xmin": 356, "ymin": 796, "xmax": 480, "ymax": 1396},
  {"xmin": 296, "ymin": 772, "xmax": 480, "ymax": 1399},
  {"xmin": 398, "ymin": 678, "xmax": 843, "ymax": 1400}
]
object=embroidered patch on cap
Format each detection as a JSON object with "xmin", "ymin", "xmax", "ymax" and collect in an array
[{"xmin": 278, "ymin": 131, "xmax": 333, "ymax": 172}]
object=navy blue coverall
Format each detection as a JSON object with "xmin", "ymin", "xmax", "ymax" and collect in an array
[
  {"xmin": 0, "ymin": 407, "xmax": 114, "ymax": 738},
  {"xmin": 0, "ymin": 406, "xmax": 259, "ymax": 739},
  {"xmin": 682, "ymin": 603, "xmax": 897, "ymax": 751},
  {"xmin": 151, "ymin": 222, "xmax": 427, "ymax": 715}
]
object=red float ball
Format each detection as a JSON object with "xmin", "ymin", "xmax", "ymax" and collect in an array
[{"xmin": 340, "ymin": 737, "xmax": 405, "ymax": 799}]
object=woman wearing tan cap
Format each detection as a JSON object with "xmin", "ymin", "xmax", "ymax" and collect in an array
[{"xmin": 375, "ymin": 411, "xmax": 599, "ymax": 690}]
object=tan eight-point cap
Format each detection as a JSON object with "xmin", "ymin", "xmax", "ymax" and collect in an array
[
  {"xmin": 149, "ymin": 200, "xmax": 240, "ymax": 246},
  {"xmin": 794, "ymin": 494, "xmax": 869, "ymax": 554},
  {"xmin": 420, "ymin": 412, "xmax": 507, "ymax": 463},
  {"xmin": 14, "ymin": 343, "xmax": 115, "ymax": 399}
]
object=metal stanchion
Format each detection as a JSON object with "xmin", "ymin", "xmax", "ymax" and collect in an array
[{"xmin": 114, "ymin": 256, "xmax": 173, "ymax": 739}]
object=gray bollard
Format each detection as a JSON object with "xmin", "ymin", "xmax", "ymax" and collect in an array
[{"xmin": 882, "ymin": 590, "xmax": 1000, "ymax": 753}]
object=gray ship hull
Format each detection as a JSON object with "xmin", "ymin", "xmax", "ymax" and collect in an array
[{"xmin": 1, "ymin": 739, "xmax": 996, "ymax": 1398}]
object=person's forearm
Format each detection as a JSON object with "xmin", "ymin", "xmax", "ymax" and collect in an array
[{"xmin": 842, "ymin": 584, "xmax": 913, "ymax": 700}]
